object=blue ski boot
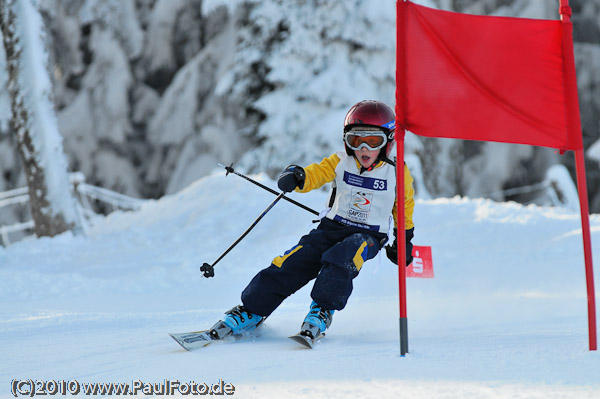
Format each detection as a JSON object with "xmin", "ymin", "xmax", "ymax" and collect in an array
[
  {"xmin": 209, "ymin": 305, "xmax": 264, "ymax": 339},
  {"xmin": 300, "ymin": 301, "xmax": 334, "ymax": 339}
]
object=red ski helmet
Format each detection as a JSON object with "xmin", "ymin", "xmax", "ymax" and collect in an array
[{"xmin": 343, "ymin": 100, "xmax": 395, "ymax": 156}]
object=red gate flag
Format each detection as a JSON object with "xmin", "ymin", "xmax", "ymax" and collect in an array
[
  {"xmin": 395, "ymin": 0, "xmax": 596, "ymax": 353},
  {"xmin": 396, "ymin": 1, "xmax": 583, "ymax": 152}
]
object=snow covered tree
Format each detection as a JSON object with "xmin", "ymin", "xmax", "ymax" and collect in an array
[
  {"xmin": 0, "ymin": 0, "xmax": 598, "ymax": 234},
  {"xmin": 0, "ymin": 0, "xmax": 83, "ymax": 237}
]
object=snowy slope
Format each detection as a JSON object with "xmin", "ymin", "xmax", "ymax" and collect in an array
[{"xmin": 1, "ymin": 171, "xmax": 599, "ymax": 398}]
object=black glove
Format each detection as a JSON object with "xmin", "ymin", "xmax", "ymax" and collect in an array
[
  {"xmin": 385, "ymin": 227, "xmax": 414, "ymax": 266},
  {"xmin": 277, "ymin": 165, "xmax": 305, "ymax": 192}
]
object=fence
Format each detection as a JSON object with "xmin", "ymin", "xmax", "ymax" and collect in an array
[
  {"xmin": 0, "ymin": 173, "xmax": 147, "ymax": 246},
  {"xmin": 0, "ymin": 165, "xmax": 580, "ymax": 247}
]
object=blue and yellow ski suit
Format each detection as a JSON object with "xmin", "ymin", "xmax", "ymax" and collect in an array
[{"xmin": 241, "ymin": 151, "xmax": 415, "ymax": 316}]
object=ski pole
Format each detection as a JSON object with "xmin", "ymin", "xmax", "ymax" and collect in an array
[
  {"xmin": 218, "ymin": 162, "xmax": 319, "ymax": 216},
  {"xmin": 200, "ymin": 191, "xmax": 286, "ymax": 278}
]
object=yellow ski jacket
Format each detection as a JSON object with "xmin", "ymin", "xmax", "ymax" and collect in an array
[{"xmin": 294, "ymin": 152, "xmax": 414, "ymax": 231}]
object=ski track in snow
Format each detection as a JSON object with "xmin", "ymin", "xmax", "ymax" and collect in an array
[{"xmin": 1, "ymin": 171, "xmax": 599, "ymax": 398}]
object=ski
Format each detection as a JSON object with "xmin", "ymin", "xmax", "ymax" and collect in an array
[
  {"xmin": 170, "ymin": 328, "xmax": 324, "ymax": 350},
  {"xmin": 169, "ymin": 330, "xmax": 219, "ymax": 351},
  {"xmin": 288, "ymin": 332, "xmax": 325, "ymax": 349},
  {"xmin": 169, "ymin": 328, "xmax": 263, "ymax": 351}
]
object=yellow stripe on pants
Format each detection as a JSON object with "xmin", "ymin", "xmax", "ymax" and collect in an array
[
  {"xmin": 272, "ymin": 245, "xmax": 303, "ymax": 268},
  {"xmin": 352, "ymin": 241, "xmax": 368, "ymax": 271}
]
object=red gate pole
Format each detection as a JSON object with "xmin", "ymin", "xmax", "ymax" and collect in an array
[
  {"xmin": 396, "ymin": 0, "xmax": 409, "ymax": 357},
  {"xmin": 560, "ymin": 0, "xmax": 597, "ymax": 351},
  {"xmin": 574, "ymin": 149, "xmax": 597, "ymax": 351},
  {"xmin": 396, "ymin": 130, "xmax": 408, "ymax": 356}
]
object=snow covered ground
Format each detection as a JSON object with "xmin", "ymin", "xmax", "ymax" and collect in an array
[{"xmin": 1, "ymin": 170, "xmax": 599, "ymax": 398}]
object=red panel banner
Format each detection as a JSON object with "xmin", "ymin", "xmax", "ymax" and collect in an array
[{"xmin": 407, "ymin": 245, "xmax": 434, "ymax": 278}]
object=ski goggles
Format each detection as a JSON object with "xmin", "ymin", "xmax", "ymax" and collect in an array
[{"xmin": 344, "ymin": 131, "xmax": 388, "ymax": 151}]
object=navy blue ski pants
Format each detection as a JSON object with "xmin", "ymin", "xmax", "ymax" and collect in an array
[{"xmin": 241, "ymin": 218, "xmax": 386, "ymax": 316}]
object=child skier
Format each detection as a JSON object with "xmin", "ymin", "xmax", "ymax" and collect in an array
[{"xmin": 209, "ymin": 100, "xmax": 415, "ymax": 342}]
